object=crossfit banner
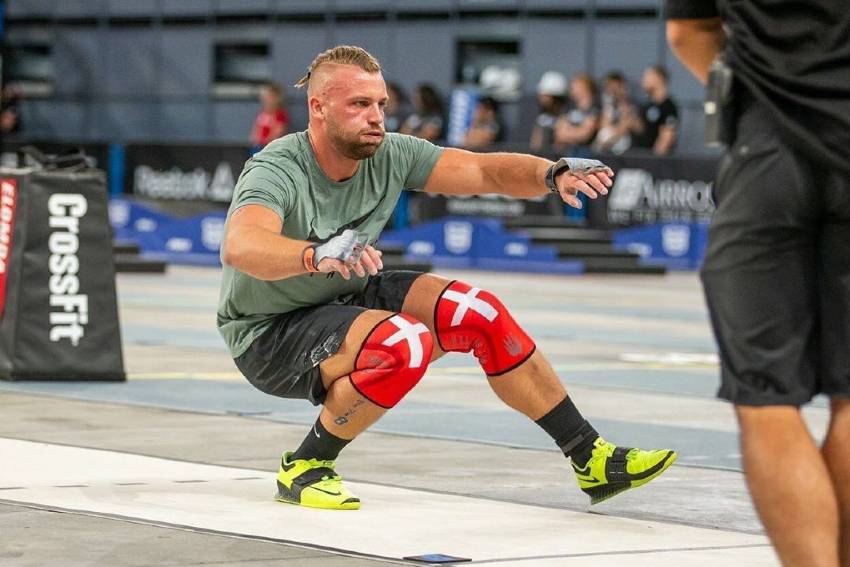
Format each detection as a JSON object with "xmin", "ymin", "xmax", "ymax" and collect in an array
[
  {"xmin": 0, "ymin": 167, "xmax": 125, "ymax": 381},
  {"xmin": 0, "ymin": 179, "xmax": 17, "ymax": 320}
]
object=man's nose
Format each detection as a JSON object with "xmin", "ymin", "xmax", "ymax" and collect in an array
[{"xmin": 367, "ymin": 103, "xmax": 383, "ymax": 124}]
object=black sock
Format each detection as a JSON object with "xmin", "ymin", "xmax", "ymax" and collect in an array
[
  {"xmin": 290, "ymin": 418, "xmax": 351, "ymax": 462},
  {"xmin": 535, "ymin": 396, "xmax": 599, "ymax": 467}
]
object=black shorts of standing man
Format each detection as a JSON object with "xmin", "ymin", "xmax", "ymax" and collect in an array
[{"xmin": 666, "ymin": 2, "xmax": 850, "ymax": 566}]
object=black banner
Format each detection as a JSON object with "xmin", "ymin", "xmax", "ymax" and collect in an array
[
  {"xmin": 0, "ymin": 167, "xmax": 124, "ymax": 380},
  {"xmin": 410, "ymin": 151, "xmax": 720, "ymax": 226},
  {"xmin": 410, "ymin": 191, "xmax": 565, "ymax": 223},
  {"xmin": 587, "ymin": 154, "xmax": 720, "ymax": 228},
  {"xmin": 125, "ymin": 143, "xmax": 251, "ymax": 203}
]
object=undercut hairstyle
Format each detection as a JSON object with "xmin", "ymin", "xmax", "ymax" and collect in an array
[{"xmin": 294, "ymin": 45, "xmax": 382, "ymax": 90}]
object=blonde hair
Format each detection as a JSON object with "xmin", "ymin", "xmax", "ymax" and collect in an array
[{"xmin": 294, "ymin": 45, "xmax": 382, "ymax": 89}]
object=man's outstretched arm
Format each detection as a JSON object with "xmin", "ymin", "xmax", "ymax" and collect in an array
[{"xmin": 423, "ymin": 148, "xmax": 613, "ymax": 209}]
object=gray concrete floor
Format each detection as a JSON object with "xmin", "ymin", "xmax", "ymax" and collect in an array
[{"xmin": 0, "ymin": 266, "xmax": 794, "ymax": 565}]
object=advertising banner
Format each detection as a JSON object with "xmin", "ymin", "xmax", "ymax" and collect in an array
[
  {"xmin": 124, "ymin": 143, "xmax": 251, "ymax": 203},
  {"xmin": 0, "ymin": 167, "xmax": 124, "ymax": 380}
]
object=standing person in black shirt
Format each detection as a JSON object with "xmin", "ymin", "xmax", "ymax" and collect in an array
[
  {"xmin": 400, "ymin": 83, "xmax": 445, "ymax": 142},
  {"xmin": 667, "ymin": 2, "xmax": 850, "ymax": 566},
  {"xmin": 629, "ymin": 66, "xmax": 678, "ymax": 155},
  {"xmin": 554, "ymin": 73, "xmax": 600, "ymax": 156}
]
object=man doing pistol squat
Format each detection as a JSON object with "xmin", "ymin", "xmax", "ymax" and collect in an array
[{"xmin": 218, "ymin": 46, "xmax": 676, "ymax": 510}]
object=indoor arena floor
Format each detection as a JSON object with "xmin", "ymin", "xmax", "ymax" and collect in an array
[{"xmin": 2, "ymin": 265, "xmax": 822, "ymax": 566}]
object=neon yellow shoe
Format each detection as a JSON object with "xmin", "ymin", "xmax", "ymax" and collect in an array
[
  {"xmin": 275, "ymin": 452, "xmax": 360, "ymax": 510},
  {"xmin": 572, "ymin": 438, "xmax": 677, "ymax": 505}
]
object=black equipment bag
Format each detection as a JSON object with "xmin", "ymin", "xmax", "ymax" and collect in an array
[{"xmin": 0, "ymin": 148, "xmax": 125, "ymax": 380}]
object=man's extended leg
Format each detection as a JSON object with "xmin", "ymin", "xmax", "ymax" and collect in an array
[
  {"xmin": 278, "ymin": 308, "xmax": 433, "ymax": 510},
  {"xmin": 823, "ymin": 399, "xmax": 850, "ymax": 566},
  {"xmin": 737, "ymin": 405, "xmax": 840, "ymax": 567},
  {"xmin": 401, "ymin": 274, "xmax": 676, "ymax": 504}
]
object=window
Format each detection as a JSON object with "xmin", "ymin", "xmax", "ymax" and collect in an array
[
  {"xmin": 455, "ymin": 39, "xmax": 521, "ymax": 99},
  {"xmin": 212, "ymin": 43, "xmax": 270, "ymax": 97},
  {"xmin": 6, "ymin": 44, "xmax": 53, "ymax": 97}
]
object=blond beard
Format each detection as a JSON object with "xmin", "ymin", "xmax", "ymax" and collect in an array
[{"xmin": 326, "ymin": 118, "xmax": 384, "ymax": 160}]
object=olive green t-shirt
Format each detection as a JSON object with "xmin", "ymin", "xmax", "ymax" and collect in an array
[{"xmin": 217, "ymin": 131, "xmax": 443, "ymax": 358}]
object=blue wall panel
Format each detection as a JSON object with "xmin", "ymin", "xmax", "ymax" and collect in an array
[
  {"xmin": 331, "ymin": 22, "xmax": 395, "ymax": 77},
  {"xmin": 158, "ymin": 102, "xmax": 211, "ymax": 141},
  {"xmin": 391, "ymin": 21, "xmax": 455, "ymax": 95},
  {"xmin": 524, "ymin": 19, "xmax": 588, "ymax": 91},
  {"xmin": 159, "ymin": 29, "xmax": 211, "ymax": 97},
  {"xmin": 53, "ymin": 28, "xmax": 103, "ymax": 97},
  {"xmin": 107, "ymin": 0, "xmax": 159, "ymax": 17},
  {"xmin": 213, "ymin": 101, "xmax": 258, "ymax": 143},
  {"xmin": 272, "ymin": 23, "xmax": 329, "ymax": 87},
  {"xmin": 94, "ymin": 102, "xmax": 158, "ymax": 141},
  {"xmin": 56, "ymin": 0, "xmax": 105, "ymax": 18},
  {"xmin": 592, "ymin": 19, "xmax": 660, "ymax": 86},
  {"xmin": 22, "ymin": 101, "xmax": 89, "ymax": 139},
  {"xmin": 104, "ymin": 30, "xmax": 158, "ymax": 97}
]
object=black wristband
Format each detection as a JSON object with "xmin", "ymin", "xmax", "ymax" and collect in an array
[{"xmin": 544, "ymin": 157, "xmax": 571, "ymax": 193}]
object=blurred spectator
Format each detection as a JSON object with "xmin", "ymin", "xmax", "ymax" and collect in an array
[
  {"xmin": 0, "ymin": 85, "xmax": 22, "ymax": 135},
  {"xmin": 462, "ymin": 96, "xmax": 503, "ymax": 148},
  {"xmin": 251, "ymin": 82, "xmax": 289, "ymax": 148},
  {"xmin": 554, "ymin": 73, "xmax": 600, "ymax": 155},
  {"xmin": 400, "ymin": 84, "xmax": 444, "ymax": 141},
  {"xmin": 530, "ymin": 71, "xmax": 568, "ymax": 153},
  {"xmin": 384, "ymin": 82, "xmax": 409, "ymax": 133},
  {"xmin": 629, "ymin": 65, "xmax": 679, "ymax": 155},
  {"xmin": 593, "ymin": 71, "xmax": 635, "ymax": 154}
]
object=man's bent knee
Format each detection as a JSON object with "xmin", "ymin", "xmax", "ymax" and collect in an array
[
  {"xmin": 434, "ymin": 280, "xmax": 535, "ymax": 376},
  {"xmin": 349, "ymin": 313, "xmax": 433, "ymax": 408}
]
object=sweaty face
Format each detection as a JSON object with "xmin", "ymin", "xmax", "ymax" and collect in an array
[{"xmin": 320, "ymin": 67, "xmax": 388, "ymax": 160}]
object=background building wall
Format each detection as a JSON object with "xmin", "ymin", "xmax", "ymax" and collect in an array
[{"xmin": 4, "ymin": 0, "xmax": 708, "ymax": 153}]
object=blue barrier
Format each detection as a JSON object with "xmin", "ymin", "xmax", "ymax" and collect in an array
[
  {"xmin": 109, "ymin": 198, "xmax": 225, "ymax": 266},
  {"xmin": 381, "ymin": 217, "xmax": 584, "ymax": 274},
  {"xmin": 612, "ymin": 222, "xmax": 709, "ymax": 270}
]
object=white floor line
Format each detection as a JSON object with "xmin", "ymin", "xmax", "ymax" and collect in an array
[{"xmin": 0, "ymin": 438, "xmax": 775, "ymax": 565}]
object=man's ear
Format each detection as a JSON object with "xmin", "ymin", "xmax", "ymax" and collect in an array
[{"xmin": 308, "ymin": 95, "xmax": 324, "ymax": 120}]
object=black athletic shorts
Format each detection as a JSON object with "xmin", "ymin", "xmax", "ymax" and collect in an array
[
  {"xmin": 234, "ymin": 270, "xmax": 424, "ymax": 406},
  {"xmin": 701, "ymin": 91, "xmax": 850, "ymax": 406}
]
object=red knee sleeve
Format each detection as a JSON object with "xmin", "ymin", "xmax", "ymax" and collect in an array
[
  {"xmin": 435, "ymin": 280, "xmax": 535, "ymax": 376},
  {"xmin": 349, "ymin": 314, "xmax": 433, "ymax": 408}
]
